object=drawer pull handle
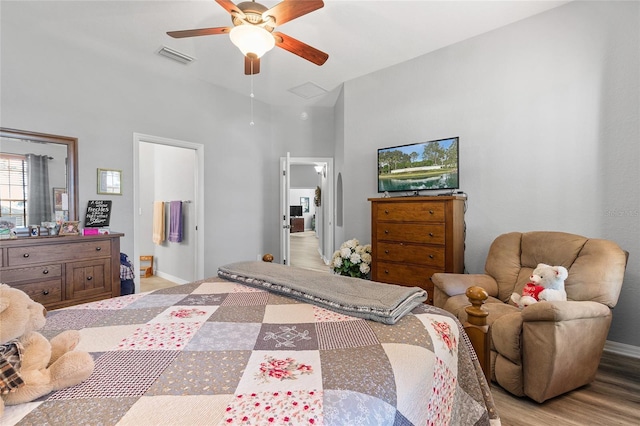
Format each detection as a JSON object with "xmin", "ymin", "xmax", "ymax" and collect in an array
[
  {"xmin": 42, "ymin": 290, "xmax": 49, "ymax": 296},
  {"xmin": 429, "ymin": 210, "xmax": 434, "ymax": 214},
  {"xmin": 43, "ymin": 269, "xmax": 49, "ymax": 275},
  {"xmin": 429, "ymin": 255, "xmax": 434, "ymax": 259},
  {"xmin": 384, "ymin": 210, "xmax": 389, "ymax": 214},
  {"xmin": 385, "ymin": 250, "xmax": 389, "ymax": 254},
  {"xmin": 23, "ymin": 253, "xmax": 30, "ymax": 258},
  {"xmin": 384, "ymin": 270, "xmax": 389, "ymax": 274},
  {"xmin": 95, "ymin": 247, "xmax": 102, "ymax": 251},
  {"xmin": 429, "ymin": 232, "xmax": 434, "ymax": 237},
  {"xmin": 384, "ymin": 230, "xmax": 389, "ymax": 234},
  {"xmin": 87, "ymin": 276, "xmax": 93, "ymax": 281}
]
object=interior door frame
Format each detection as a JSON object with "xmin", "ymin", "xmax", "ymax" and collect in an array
[
  {"xmin": 280, "ymin": 153, "xmax": 291, "ymax": 265},
  {"xmin": 132, "ymin": 133, "xmax": 205, "ymax": 291},
  {"xmin": 280, "ymin": 155, "xmax": 334, "ymax": 266}
]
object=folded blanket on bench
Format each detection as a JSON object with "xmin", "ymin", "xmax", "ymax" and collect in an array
[{"xmin": 218, "ymin": 261, "xmax": 427, "ymax": 324}]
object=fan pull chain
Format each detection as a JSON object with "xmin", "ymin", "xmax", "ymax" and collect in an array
[{"xmin": 249, "ymin": 60, "xmax": 255, "ymax": 126}]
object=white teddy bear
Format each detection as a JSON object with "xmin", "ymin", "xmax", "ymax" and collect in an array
[
  {"xmin": 511, "ymin": 263, "xmax": 568, "ymax": 308},
  {"xmin": 0, "ymin": 284, "xmax": 94, "ymax": 417}
]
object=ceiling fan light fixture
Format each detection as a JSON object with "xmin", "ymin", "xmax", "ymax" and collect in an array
[{"xmin": 229, "ymin": 25, "xmax": 275, "ymax": 58}]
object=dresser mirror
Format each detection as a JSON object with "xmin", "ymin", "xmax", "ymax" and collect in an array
[{"xmin": 0, "ymin": 128, "xmax": 78, "ymax": 234}]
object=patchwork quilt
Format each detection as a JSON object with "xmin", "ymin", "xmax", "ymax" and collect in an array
[{"xmin": 3, "ymin": 276, "xmax": 500, "ymax": 426}]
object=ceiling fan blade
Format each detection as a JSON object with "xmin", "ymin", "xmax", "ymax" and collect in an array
[
  {"xmin": 245, "ymin": 54, "xmax": 261, "ymax": 75},
  {"xmin": 215, "ymin": 0, "xmax": 246, "ymax": 19},
  {"xmin": 167, "ymin": 27, "xmax": 231, "ymax": 38},
  {"xmin": 273, "ymin": 32, "xmax": 328, "ymax": 66},
  {"xmin": 264, "ymin": 0, "xmax": 324, "ymax": 26}
]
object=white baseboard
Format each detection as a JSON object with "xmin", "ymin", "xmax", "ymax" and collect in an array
[
  {"xmin": 318, "ymin": 248, "xmax": 329, "ymax": 265},
  {"xmin": 154, "ymin": 270, "xmax": 190, "ymax": 285},
  {"xmin": 604, "ymin": 340, "xmax": 640, "ymax": 359}
]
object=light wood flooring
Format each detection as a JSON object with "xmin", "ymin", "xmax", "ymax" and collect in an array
[
  {"xmin": 139, "ymin": 237, "xmax": 640, "ymax": 425},
  {"xmin": 289, "ymin": 230, "xmax": 331, "ymax": 273},
  {"xmin": 492, "ymin": 350, "xmax": 640, "ymax": 425},
  {"xmin": 140, "ymin": 275, "xmax": 179, "ymax": 292}
]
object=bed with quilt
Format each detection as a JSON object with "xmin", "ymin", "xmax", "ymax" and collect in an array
[{"xmin": 4, "ymin": 261, "xmax": 499, "ymax": 425}]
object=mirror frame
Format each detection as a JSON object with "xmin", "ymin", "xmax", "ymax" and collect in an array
[{"xmin": 0, "ymin": 127, "xmax": 79, "ymax": 223}]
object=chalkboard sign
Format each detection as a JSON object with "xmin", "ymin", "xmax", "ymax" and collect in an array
[{"xmin": 85, "ymin": 200, "xmax": 112, "ymax": 227}]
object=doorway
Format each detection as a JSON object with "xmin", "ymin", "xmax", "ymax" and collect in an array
[
  {"xmin": 280, "ymin": 156, "xmax": 333, "ymax": 268},
  {"xmin": 132, "ymin": 133, "xmax": 205, "ymax": 292}
]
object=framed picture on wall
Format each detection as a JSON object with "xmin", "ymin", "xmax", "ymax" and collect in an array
[
  {"xmin": 97, "ymin": 168, "xmax": 122, "ymax": 195},
  {"xmin": 300, "ymin": 197, "xmax": 310, "ymax": 213}
]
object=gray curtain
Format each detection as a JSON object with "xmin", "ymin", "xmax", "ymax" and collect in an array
[{"xmin": 26, "ymin": 154, "xmax": 52, "ymax": 226}]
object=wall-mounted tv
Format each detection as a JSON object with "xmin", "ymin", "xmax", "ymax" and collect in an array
[
  {"xmin": 377, "ymin": 137, "xmax": 459, "ymax": 193},
  {"xmin": 290, "ymin": 205, "xmax": 303, "ymax": 217}
]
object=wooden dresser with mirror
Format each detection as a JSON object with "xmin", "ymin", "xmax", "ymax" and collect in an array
[{"xmin": 0, "ymin": 128, "xmax": 122, "ymax": 309}]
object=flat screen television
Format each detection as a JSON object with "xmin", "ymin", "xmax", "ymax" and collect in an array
[
  {"xmin": 290, "ymin": 205, "xmax": 303, "ymax": 217},
  {"xmin": 377, "ymin": 137, "xmax": 459, "ymax": 193}
]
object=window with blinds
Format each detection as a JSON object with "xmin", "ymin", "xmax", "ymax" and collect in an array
[{"xmin": 0, "ymin": 154, "xmax": 28, "ymax": 226}]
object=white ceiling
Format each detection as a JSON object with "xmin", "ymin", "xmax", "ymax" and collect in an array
[{"xmin": 6, "ymin": 0, "xmax": 570, "ymax": 107}]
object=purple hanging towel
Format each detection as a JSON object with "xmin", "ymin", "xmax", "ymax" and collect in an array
[{"xmin": 168, "ymin": 201, "xmax": 183, "ymax": 243}]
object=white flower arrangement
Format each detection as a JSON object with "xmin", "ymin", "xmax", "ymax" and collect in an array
[{"xmin": 331, "ymin": 238, "xmax": 372, "ymax": 279}]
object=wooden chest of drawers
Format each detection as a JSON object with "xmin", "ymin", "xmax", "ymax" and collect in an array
[
  {"xmin": 290, "ymin": 217, "xmax": 305, "ymax": 233},
  {"xmin": 0, "ymin": 233, "xmax": 123, "ymax": 309},
  {"xmin": 369, "ymin": 196, "xmax": 465, "ymax": 304}
]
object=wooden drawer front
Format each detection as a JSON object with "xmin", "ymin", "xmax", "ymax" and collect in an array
[
  {"xmin": 375, "ymin": 242, "xmax": 445, "ymax": 268},
  {"xmin": 374, "ymin": 262, "xmax": 441, "ymax": 286},
  {"xmin": 7, "ymin": 240, "xmax": 111, "ymax": 266},
  {"xmin": 373, "ymin": 261, "xmax": 437, "ymax": 304},
  {"xmin": 12, "ymin": 280, "xmax": 63, "ymax": 305},
  {"xmin": 1, "ymin": 264, "xmax": 62, "ymax": 284},
  {"xmin": 376, "ymin": 223, "xmax": 445, "ymax": 245},
  {"xmin": 66, "ymin": 259, "xmax": 111, "ymax": 300},
  {"xmin": 376, "ymin": 202, "xmax": 445, "ymax": 222}
]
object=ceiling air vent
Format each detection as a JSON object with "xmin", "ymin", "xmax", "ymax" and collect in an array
[
  {"xmin": 157, "ymin": 46, "xmax": 195, "ymax": 64},
  {"xmin": 288, "ymin": 82, "xmax": 328, "ymax": 99}
]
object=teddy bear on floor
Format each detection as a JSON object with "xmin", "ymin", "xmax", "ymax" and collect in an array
[
  {"xmin": 510, "ymin": 263, "xmax": 568, "ymax": 308},
  {"xmin": 0, "ymin": 284, "xmax": 94, "ymax": 417}
]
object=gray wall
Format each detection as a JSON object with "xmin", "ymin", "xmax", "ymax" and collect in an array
[
  {"xmin": 291, "ymin": 164, "xmax": 321, "ymax": 189},
  {"xmin": 338, "ymin": 1, "xmax": 639, "ymax": 347},
  {"xmin": 2, "ymin": 1, "xmax": 637, "ymax": 349},
  {"xmin": 0, "ymin": 1, "xmax": 336, "ymax": 276},
  {"xmin": 260, "ymin": 107, "xmax": 336, "ymax": 264},
  {"xmin": 1, "ymin": 1, "xmax": 271, "ymax": 274}
]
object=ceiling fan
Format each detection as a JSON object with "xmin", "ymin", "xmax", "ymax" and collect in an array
[{"xmin": 167, "ymin": 0, "xmax": 329, "ymax": 75}]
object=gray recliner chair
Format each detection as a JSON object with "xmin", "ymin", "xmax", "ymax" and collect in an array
[{"xmin": 432, "ymin": 231, "xmax": 627, "ymax": 403}]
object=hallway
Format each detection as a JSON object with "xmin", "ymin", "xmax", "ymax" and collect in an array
[{"xmin": 289, "ymin": 231, "xmax": 330, "ymax": 273}]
